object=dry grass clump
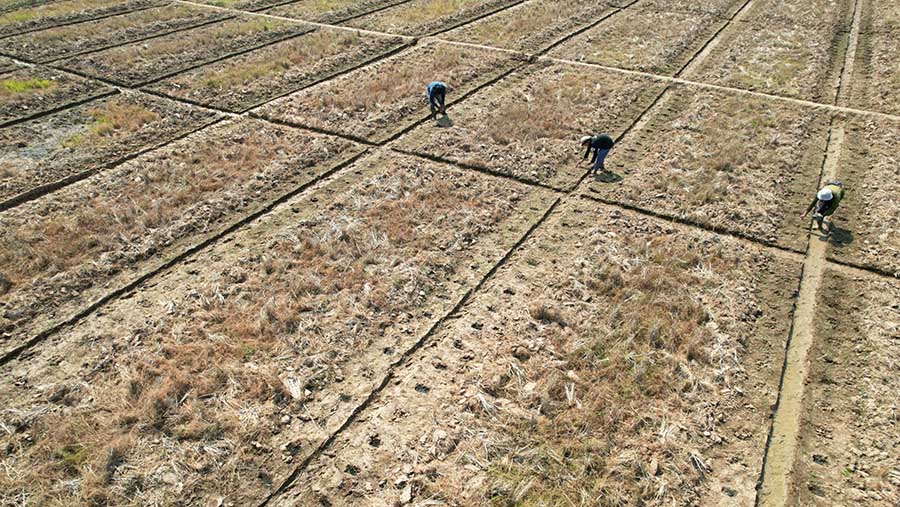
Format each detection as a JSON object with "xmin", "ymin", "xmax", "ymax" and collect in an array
[
  {"xmin": 0, "ymin": 119, "xmax": 352, "ymax": 335},
  {"xmin": 63, "ymin": 102, "xmax": 159, "ymax": 147},
  {"xmin": 0, "ymin": 0, "xmax": 126, "ymax": 27},
  {"xmin": 0, "ymin": 153, "xmax": 534, "ymax": 505}
]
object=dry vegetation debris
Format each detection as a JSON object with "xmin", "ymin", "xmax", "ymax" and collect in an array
[
  {"xmin": 0, "ymin": 67, "xmax": 111, "ymax": 124},
  {"xmin": 850, "ymin": 8, "xmax": 900, "ymax": 115},
  {"xmin": 58, "ymin": 16, "xmax": 308, "ymax": 86},
  {"xmin": 0, "ymin": 117, "xmax": 361, "ymax": 354},
  {"xmin": 148, "ymin": 28, "xmax": 406, "ymax": 112},
  {"xmin": 256, "ymin": 42, "xmax": 518, "ymax": 142},
  {"xmin": 264, "ymin": 0, "xmax": 408, "ymax": 24},
  {"xmin": 272, "ymin": 199, "xmax": 798, "ymax": 507},
  {"xmin": 0, "ymin": 91, "xmax": 217, "ymax": 203},
  {"xmin": 0, "ymin": 0, "xmax": 162, "ymax": 37},
  {"xmin": 795, "ymin": 271, "xmax": 900, "ymax": 506},
  {"xmin": 0, "ymin": 3, "xmax": 233, "ymax": 63},
  {"xmin": 548, "ymin": 7, "xmax": 724, "ymax": 75},
  {"xmin": 0, "ymin": 151, "xmax": 555, "ymax": 506},
  {"xmin": 341, "ymin": 0, "xmax": 521, "ymax": 36},
  {"xmin": 395, "ymin": 62, "xmax": 665, "ymax": 189},
  {"xmin": 442, "ymin": 0, "xmax": 613, "ymax": 52},
  {"xmin": 583, "ymin": 85, "xmax": 830, "ymax": 252}
]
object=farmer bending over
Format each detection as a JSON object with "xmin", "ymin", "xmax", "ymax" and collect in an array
[
  {"xmin": 802, "ymin": 181, "xmax": 844, "ymax": 233},
  {"xmin": 427, "ymin": 81, "xmax": 447, "ymax": 119},
  {"xmin": 581, "ymin": 134, "xmax": 615, "ymax": 174}
]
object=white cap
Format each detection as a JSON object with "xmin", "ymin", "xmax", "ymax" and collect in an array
[
  {"xmin": 817, "ymin": 188, "xmax": 833, "ymax": 201},
  {"xmin": 580, "ymin": 136, "xmax": 592, "ymax": 145}
]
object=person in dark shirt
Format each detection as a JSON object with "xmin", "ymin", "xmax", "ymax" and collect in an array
[
  {"xmin": 801, "ymin": 181, "xmax": 845, "ymax": 233},
  {"xmin": 427, "ymin": 81, "xmax": 447, "ymax": 120},
  {"xmin": 581, "ymin": 134, "xmax": 615, "ymax": 174}
]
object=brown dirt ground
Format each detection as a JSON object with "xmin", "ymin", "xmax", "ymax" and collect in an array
[
  {"xmin": 826, "ymin": 115, "xmax": 900, "ymax": 276},
  {"xmin": 255, "ymin": 41, "xmax": 520, "ymax": 143},
  {"xmin": 0, "ymin": 3, "xmax": 233, "ymax": 63},
  {"xmin": 859, "ymin": 0, "xmax": 900, "ymax": 32},
  {"xmin": 741, "ymin": 0, "xmax": 854, "ymax": 29},
  {"xmin": 580, "ymin": 84, "xmax": 830, "ymax": 252},
  {"xmin": 0, "ymin": 0, "xmax": 59, "ymax": 15},
  {"xmin": 685, "ymin": 16, "xmax": 849, "ymax": 102},
  {"xmin": 0, "ymin": 56, "xmax": 20, "ymax": 74},
  {"xmin": 271, "ymin": 198, "xmax": 800, "ymax": 507},
  {"xmin": 793, "ymin": 270, "xmax": 900, "ymax": 506},
  {"xmin": 0, "ymin": 66, "xmax": 111, "ymax": 124},
  {"xmin": 636, "ymin": 0, "xmax": 745, "ymax": 18},
  {"xmin": 58, "ymin": 16, "xmax": 308, "ymax": 86},
  {"xmin": 263, "ymin": 0, "xmax": 408, "ymax": 24},
  {"xmin": 147, "ymin": 28, "xmax": 406, "ymax": 112},
  {"xmin": 440, "ymin": 0, "xmax": 614, "ymax": 53},
  {"xmin": 0, "ymin": 91, "xmax": 218, "ymax": 204},
  {"xmin": 548, "ymin": 7, "xmax": 725, "ymax": 75},
  {"xmin": 340, "ymin": 0, "xmax": 521, "ymax": 37},
  {"xmin": 0, "ymin": 117, "xmax": 362, "ymax": 357},
  {"xmin": 849, "ymin": 5, "xmax": 900, "ymax": 115},
  {"xmin": 0, "ymin": 0, "xmax": 163, "ymax": 37},
  {"xmin": 395, "ymin": 62, "xmax": 666, "ymax": 190},
  {"xmin": 0, "ymin": 150, "xmax": 556, "ymax": 507},
  {"xmin": 188, "ymin": 0, "xmax": 295, "ymax": 12}
]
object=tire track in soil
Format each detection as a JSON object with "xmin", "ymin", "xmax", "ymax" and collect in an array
[
  {"xmin": 257, "ymin": 2, "xmax": 766, "ymax": 504},
  {"xmin": 756, "ymin": 0, "xmax": 863, "ymax": 503}
]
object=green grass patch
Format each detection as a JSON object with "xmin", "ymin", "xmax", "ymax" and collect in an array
[{"xmin": 0, "ymin": 78, "xmax": 54, "ymax": 94}]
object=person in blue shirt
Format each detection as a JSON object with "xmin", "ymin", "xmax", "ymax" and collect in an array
[
  {"xmin": 581, "ymin": 134, "xmax": 615, "ymax": 174},
  {"xmin": 427, "ymin": 81, "xmax": 447, "ymax": 119}
]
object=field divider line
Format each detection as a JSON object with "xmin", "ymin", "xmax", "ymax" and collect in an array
[
  {"xmin": 0, "ymin": 111, "xmax": 226, "ymax": 213},
  {"xmin": 677, "ymin": 0, "xmax": 754, "ymax": 76},
  {"xmin": 834, "ymin": 0, "xmax": 863, "ymax": 108},
  {"xmin": 418, "ymin": 0, "xmax": 528, "ymax": 37},
  {"xmin": 0, "ymin": 147, "xmax": 372, "ymax": 367},
  {"xmin": 244, "ymin": 0, "xmax": 320, "ymax": 13},
  {"xmin": 174, "ymin": 0, "xmax": 417, "ymax": 40},
  {"xmin": 0, "ymin": 88, "xmax": 117, "ymax": 129},
  {"xmin": 0, "ymin": 1, "xmax": 170, "ymax": 41},
  {"xmin": 0, "ymin": 1, "xmax": 179, "ymax": 40},
  {"xmin": 175, "ymin": 38, "xmax": 417, "ymax": 114},
  {"xmin": 36, "ymin": 13, "xmax": 239, "ymax": 64},
  {"xmin": 258, "ymin": 194, "xmax": 563, "ymax": 507},
  {"xmin": 534, "ymin": 0, "xmax": 639, "ymax": 56},
  {"xmin": 311, "ymin": 0, "xmax": 418, "ymax": 25}
]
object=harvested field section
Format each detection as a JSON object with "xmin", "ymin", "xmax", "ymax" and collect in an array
[
  {"xmin": 0, "ymin": 3, "xmax": 232, "ymax": 63},
  {"xmin": 0, "ymin": 150, "xmax": 556, "ymax": 507},
  {"xmin": 0, "ymin": 91, "xmax": 217, "ymax": 203},
  {"xmin": 742, "ymin": 0, "xmax": 854, "ymax": 29},
  {"xmin": 341, "ymin": 0, "xmax": 520, "ymax": 36},
  {"xmin": 0, "ymin": 66, "xmax": 110, "ymax": 124},
  {"xmin": 148, "ymin": 28, "xmax": 406, "ymax": 112},
  {"xmin": 272, "ymin": 199, "xmax": 799, "ymax": 507},
  {"xmin": 635, "ymin": 0, "xmax": 744, "ymax": 17},
  {"xmin": 548, "ymin": 8, "xmax": 724, "ymax": 75},
  {"xmin": 0, "ymin": 0, "xmax": 160, "ymax": 37},
  {"xmin": 0, "ymin": 0, "xmax": 58, "ymax": 15},
  {"xmin": 848, "ymin": 13, "xmax": 900, "ymax": 115},
  {"xmin": 0, "ymin": 55, "xmax": 20, "ymax": 73},
  {"xmin": 58, "ymin": 16, "xmax": 308, "ymax": 86},
  {"xmin": 860, "ymin": 0, "xmax": 900, "ymax": 32},
  {"xmin": 826, "ymin": 117, "xmax": 900, "ymax": 275},
  {"xmin": 264, "ymin": 0, "xmax": 407, "ymax": 24},
  {"xmin": 441, "ymin": 0, "xmax": 613, "ymax": 52},
  {"xmin": 395, "ymin": 62, "xmax": 666, "ymax": 189},
  {"xmin": 256, "ymin": 42, "xmax": 518, "ymax": 143},
  {"xmin": 793, "ymin": 271, "xmax": 900, "ymax": 506},
  {"xmin": 582, "ymin": 86, "xmax": 830, "ymax": 252},
  {"xmin": 0, "ymin": 118, "xmax": 362, "ymax": 356},
  {"xmin": 189, "ymin": 0, "xmax": 295, "ymax": 11},
  {"xmin": 685, "ymin": 17, "xmax": 849, "ymax": 102}
]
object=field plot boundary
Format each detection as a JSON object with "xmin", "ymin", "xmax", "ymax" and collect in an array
[
  {"xmin": 0, "ymin": 86, "xmax": 116, "ymax": 128},
  {"xmin": 28, "ymin": 13, "xmax": 238, "ymax": 64},
  {"xmin": 0, "ymin": 0, "xmax": 168, "ymax": 40},
  {"xmin": 149, "ymin": 36, "xmax": 415, "ymax": 113},
  {"xmin": 261, "ymin": 0, "xmax": 415, "ymax": 25},
  {"xmin": 53, "ymin": 22, "xmax": 315, "ymax": 88},
  {"xmin": 0, "ymin": 101, "xmax": 225, "ymax": 212},
  {"xmin": 0, "ymin": 147, "xmax": 370, "ymax": 366},
  {"xmin": 338, "ymin": 0, "xmax": 531, "ymax": 38}
]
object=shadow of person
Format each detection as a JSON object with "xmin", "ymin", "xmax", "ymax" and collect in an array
[
  {"xmin": 828, "ymin": 225, "xmax": 854, "ymax": 246},
  {"xmin": 436, "ymin": 114, "xmax": 454, "ymax": 128},
  {"xmin": 594, "ymin": 171, "xmax": 623, "ymax": 183}
]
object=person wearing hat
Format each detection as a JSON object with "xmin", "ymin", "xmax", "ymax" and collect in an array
[
  {"xmin": 802, "ymin": 181, "xmax": 845, "ymax": 233},
  {"xmin": 427, "ymin": 81, "xmax": 447, "ymax": 120},
  {"xmin": 581, "ymin": 134, "xmax": 615, "ymax": 174}
]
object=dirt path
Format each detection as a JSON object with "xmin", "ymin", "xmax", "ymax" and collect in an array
[{"xmin": 757, "ymin": 0, "xmax": 863, "ymax": 504}]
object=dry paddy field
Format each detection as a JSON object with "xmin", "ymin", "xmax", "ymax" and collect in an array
[{"xmin": 1, "ymin": 0, "xmax": 898, "ymax": 506}]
